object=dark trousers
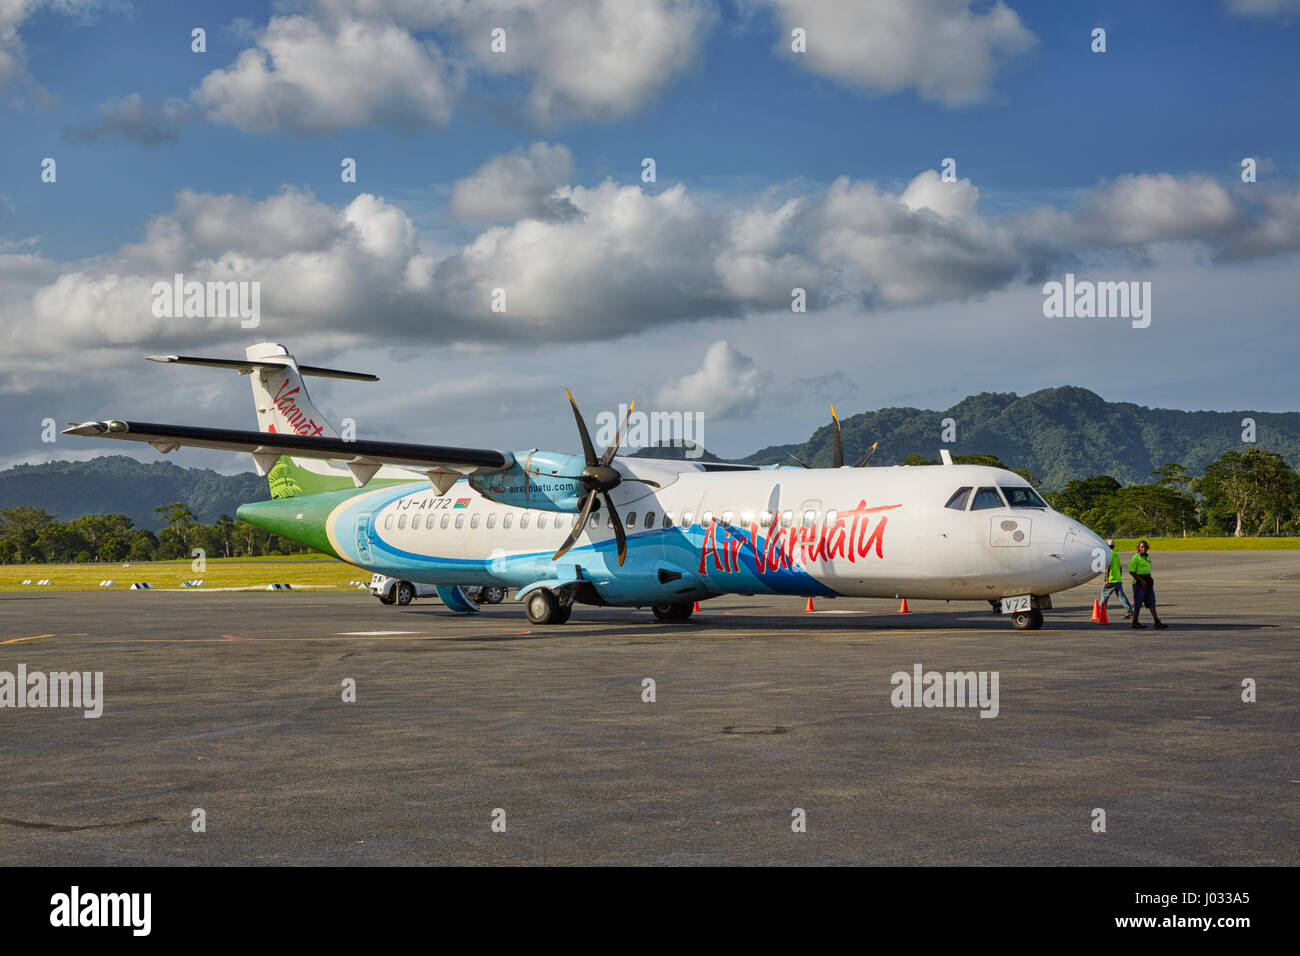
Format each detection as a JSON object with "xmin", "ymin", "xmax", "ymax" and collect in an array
[{"xmin": 1132, "ymin": 579, "xmax": 1157, "ymax": 613}]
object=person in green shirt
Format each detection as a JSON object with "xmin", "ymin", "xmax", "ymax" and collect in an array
[
  {"xmin": 1128, "ymin": 540, "xmax": 1168, "ymax": 629},
  {"xmin": 1098, "ymin": 538, "xmax": 1133, "ymax": 619}
]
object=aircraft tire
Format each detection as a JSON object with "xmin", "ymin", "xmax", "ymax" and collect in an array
[
  {"xmin": 396, "ymin": 581, "xmax": 415, "ymax": 606},
  {"xmin": 525, "ymin": 588, "xmax": 559, "ymax": 625},
  {"xmin": 652, "ymin": 602, "xmax": 693, "ymax": 621},
  {"xmin": 551, "ymin": 605, "xmax": 572, "ymax": 624},
  {"xmin": 1011, "ymin": 609, "xmax": 1043, "ymax": 630}
]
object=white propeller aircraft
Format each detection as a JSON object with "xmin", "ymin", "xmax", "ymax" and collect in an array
[{"xmin": 65, "ymin": 343, "xmax": 1108, "ymax": 629}]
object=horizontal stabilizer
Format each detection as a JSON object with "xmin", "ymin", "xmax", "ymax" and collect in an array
[
  {"xmin": 63, "ymin": 420, "xmax": 513, "ymax": 480},
  {"xmin": 147, "ymin": 354, "xmax": 379, "ymax": 382}
]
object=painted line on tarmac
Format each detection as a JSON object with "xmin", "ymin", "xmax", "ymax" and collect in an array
[{"xmin": 0, "ymin": 633, "xmax": 54, "ymax": 645}]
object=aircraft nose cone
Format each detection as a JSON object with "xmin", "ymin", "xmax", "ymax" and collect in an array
[{"xmin": 1062, "ymin": 523, "xmax": 1108, "ymax": 583}]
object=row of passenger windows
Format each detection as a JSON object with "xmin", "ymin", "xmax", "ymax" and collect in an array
[
  {"xmin": 943, "ymin": 485, "xmax": 1047, "ymax": 512},
  {"xmin": 382, "ymin": 508, "xmax": 833, "ymax": 533}
]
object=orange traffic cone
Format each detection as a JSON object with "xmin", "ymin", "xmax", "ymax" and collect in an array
[
  {"xmin": 898, "ymin": 598, "xmax": 910, "ymax": 613},
  {"xmin": 1096, "ymin": 601, "xmax": 1110, "ymax": 625},
  {"xmin": 692, "ymin": 601, "xmax": 700, "ymax": 612},
  {"xmin": 804, "ymin": 596, "xmax": 815, "ymax": 612},
  {"xmin": 1090, "ymin": 599, "xmax": 1101, "ymax": 623}
]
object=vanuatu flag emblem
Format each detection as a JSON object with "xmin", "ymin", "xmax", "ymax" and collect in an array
[{"xmin": 454, "ymin": 498, "xmax": 471, "ymax": 509}]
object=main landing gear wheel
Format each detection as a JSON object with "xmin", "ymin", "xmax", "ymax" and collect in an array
[
  {"xmin": 396, "ymin": 581, "xmax": 415, "ymax": 606},
  {"xmin": 652, "ymin": 602, "xmax": 694, "ymax": 621},
  {"xmin": 1011, "ymin": 608, "xmax": 1044, "ymax": 630},
  {"xmin": 526, "ymin": 588, "xmax": 572, "ymax": 625}
]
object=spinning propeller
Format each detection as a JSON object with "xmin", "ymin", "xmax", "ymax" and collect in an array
[{"xmin": 551, "ymin": 391, "xmax": 659, "ymax": 566}]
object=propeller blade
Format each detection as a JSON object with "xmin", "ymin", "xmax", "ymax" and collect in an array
[
  {"xmin": 621, "ymin": 476, "xmax": 661, "ymax": 489},
  {"xmin": 831, "ymin": 405, "xmax": 844, "ymax": 469},
  {"xmin": 552, "ymin": 489, "xmax": 599, "ymax": 561},
  {"xmin": 600, "ymin": 400, "xmax": 634, "ymax": 467},
  {"xmin": 854, "ymin": 440, "xmax": 879, "ymax": 468},
  {"xmin": 603, "ymin": 491, "xmax": 628, "ymax": 565},
  {"xmin": 786, "ymin": 453, "xmax": 808, "ymax": 468},
  {"xmin": 566, "ymin": 388, "xmax": 598, "ymax": 466}
]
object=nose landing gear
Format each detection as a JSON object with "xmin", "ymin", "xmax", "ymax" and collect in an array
[{"xmin": 1011, "ymin": 608, "xmax": 1044, "ymax": 630}]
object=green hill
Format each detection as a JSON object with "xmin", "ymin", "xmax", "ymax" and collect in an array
[
  {"xmin": 0, "ymin": 456, "xmax": 268, "ymax": 530},
  {"xmin": 744, "ymin": 387, "xmax": 1300, "ymax": 488}
]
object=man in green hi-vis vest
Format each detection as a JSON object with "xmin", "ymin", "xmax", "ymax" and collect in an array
[
  {"xmin": 1099, "ymin": 538, "xmax": 1134, "ymax": 619},
  {"xmin": 1129, "ymin": 540, "xmax": 1169, "ymax": 629}
]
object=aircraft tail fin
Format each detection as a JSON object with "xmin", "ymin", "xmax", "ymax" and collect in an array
[{"xmin": 148, "ymin": 343, "xmax": 380, "ymax": 498}]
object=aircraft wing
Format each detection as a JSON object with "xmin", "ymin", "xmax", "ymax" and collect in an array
[{"xmin": 62, "ymin": 419, "xmax": 513, "ymax": 493}]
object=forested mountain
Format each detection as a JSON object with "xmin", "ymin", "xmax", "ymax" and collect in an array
[{"xmin": 0, "ymin": 456, "xmax": 267, "ymax": 529}]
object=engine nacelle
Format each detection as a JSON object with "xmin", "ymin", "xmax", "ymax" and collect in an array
[{"xmin": 470, "ymin": 450, "xmax": 586, "ymax": 512}]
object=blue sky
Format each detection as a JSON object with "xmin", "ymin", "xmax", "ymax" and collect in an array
[{"xmin": 2, "ymin": 0, "xmax": 1299, "ymax": 470}]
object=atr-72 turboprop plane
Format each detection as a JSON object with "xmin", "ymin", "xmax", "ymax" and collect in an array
[{"xmin": 66, "ymin": 343, "xmax": 1108, "ymax": 629}]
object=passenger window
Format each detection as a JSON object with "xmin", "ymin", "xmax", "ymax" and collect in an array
[
  {"xmin": 453, "ymin": 514, "xmax": 463, "ymax": 529},
  {"xmin": 384, "ymin": 514, "xmax": 393, "ymax": 529},
  {"xmin": 626, "ymin": 512, "xmax": 636, "ymax": 526},
  {"xmin": 645, "ymin": 512, "xmax": 655, "ymax": 529},
  {"xmin": 682, "ymin": 511, "xmax": 693, "ymax": 527},
  {"xmin": 398, "ymin": 514, "xmax": 408, "ymax": 529},
  {"xmin": 589, "ymin": 514, "xmax": 599, "ymax": 528},
  {"xmin": 607, "ymin": 513, "xmax": 615, "ymax": 529},
  {"xmin": 971, "ymin": 487, "xmax": 1005, "ymax": 510},
  {"xmin": 520, "ymin": 513, "xmax": 530, "ymax": 529},
  {"xmin": 538, "ymin": 514, "xmax": 547, "ymax": 530},
  {"xmin": 470, "ymin": 514, "xmax": 480, "ymax": 529},
  {"xmin": 741, "ymin": 511, "xmax": 753, "ymax": 527},
  {"xmin": 781, "ymin": 510, "xmax": 793, "ymax": 528},
  {"xmin": 945, "ymin": 487, "xmax": 972, "ymax": 511},
  {"xmin": 503, "ymin": 513, "xmax": 513, "ymax": 529},
  {"xmin": 760, "ymin": 511, "xmax": 772, "ymax": 527},
  {"xmin": 1001, "ymin": 486, "xmax": 1047, "ymax": 508},
  {"xmin": 663, "ymin": 513, "xmax": 673, "ymax": 529},
  {"xmin": 720, "ymin": 511, "xmax": 732, "ymax": 527},
  {"xmin": 411, "ymin": 514, "xmax": 421, "ymax": 530},
  {"xmin": 802, "ymin": 510, "xmax": 816, "ymax": 528},
  {"xmin": 825, "ymin": 509, "xmax": 837, "ymax": 525},
  {"xmin": 487, "ymin": 514, "xmax": 496, "ymax": 529},
  {"xmin": 702, "ymin": 511, "xmax": 713, "ymax": 526},
  {"xmin": 441, "ymin": 514, "xmax": 450, "ymax": 529}
]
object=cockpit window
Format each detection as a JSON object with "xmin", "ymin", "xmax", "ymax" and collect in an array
[
  {"xmin": 1000, "ymin": 486, "xmax": 1047, "ymax": 508},
  {"xmin": 944, "ymin": 487, "xmax": 972, "ymax": 510},
  {"xmin": 970, "ymin": 486, "xmax": 1005, "ymax": 510}
]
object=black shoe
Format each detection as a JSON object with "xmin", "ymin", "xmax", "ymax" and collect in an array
[
  {"xmin": 1153, "ymin": 621, "xmax": 1168, "ymax": 629},
  {"xmin": 1131, "ymin": 620, "xmax": 1147, "ymax": 629},
  {"xmin": 1122, "ymin": 611, "xmax": 1132, "ymax": 619}
]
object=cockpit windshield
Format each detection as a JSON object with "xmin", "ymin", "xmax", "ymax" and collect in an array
[
  {"xmin": 944, "ymin": 487, "xmax": 972, "ymax": 510},
  {"xmin": 1000, "ymin": 486, "xmax": 1048, "ymax": 509}
]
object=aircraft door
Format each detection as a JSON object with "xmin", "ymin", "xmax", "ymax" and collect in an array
[{"xmin": 356, "ymin": 512, "xmax": 375, "ymax": 564}]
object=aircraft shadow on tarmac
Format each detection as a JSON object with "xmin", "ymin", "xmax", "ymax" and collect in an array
[{"xmin": 393, "ymin": 606, "xmax": 1276, "ymax": 637}]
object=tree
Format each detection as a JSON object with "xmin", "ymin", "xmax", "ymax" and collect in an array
[
  {"xmin": 0, "ymin": 506, "xmax": 56, "ymax": 563},
  {"xmin": 1196, "ymin": 449, "xmax": 1297, "ymax": 536},
  {"xmin": 1044, "ymin": 475, "xmax": 1121, "ymax": 519},
  {"xmin": 1101, "ymin": 485, "xmax": 1199, "ymax": 537}
]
